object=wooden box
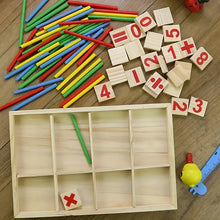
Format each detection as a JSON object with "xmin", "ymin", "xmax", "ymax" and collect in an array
[{"xmin": 9, "ymin": 103, "xmax": 177, "ymax": 218}]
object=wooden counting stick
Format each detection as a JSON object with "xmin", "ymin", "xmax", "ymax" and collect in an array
[
  {"xmin": 140, "ymin": 52, "xmax": 160, "ymax": 72},
  {"xmin": 134, "ymin": 11, "xmax": 156, "ymax": 33},
  {"xmin": 161, "ymin": 42, "xmax": 182, "ymax": 63},
  {"xmin": 124, "ymin": 39, "xmax": 145, "ymax": 60},
  {"xmin": 60, "ymin": 189, "xmax": 82, "ymax": 210},
  {"xmin": 108, "ymin": 46, "xmax": 129, "ymax": 66},
  {"xmin": 167, "ymin": 64, "xmax": 189, "ymax": 87},
  {"xmin": 163, "ymin": 79, "xmax": 184, "ymax": 98},
  {"xmin": 106, "ymin": 65, "xmax": 127, "ymax": 86},
  {"xmin": 125, "ymin": 23, "xmax": 146, "ymax": 41},
  {"xmin": 109, "ymin": 27, "xmax": 130, "ymax": 47},
  {"xmin": 158, "ymin": 55, "xmax": 168, "ymax": 73},
  {"xmin": 163, "ymin": 24, "xmax": 181, "ymax": 43},
  {"xmin": 125, "ymin": 66, "xmax": 146, "ymax": 87},
  {"xmin": 94, "ymin": 81, "xmax": 115, "ymax": 102},
  {"xmin": 172, "ymin": 97, "xmax": 189, "ymax": 116},
  {"xmin": 190, "ymin": 47, "xmax": 213, "ymax": 71},
  {"xmin": 153, "ymin": 7, "xmax": 174, "ymax": 27},
  {"xmin": 144, "ymin": 31, "xmax": 163, "ymax": 51},
  {"xmin": 175, "ymin": 61, "xmax": 192, "ymax": 80},
  {"xmin": 179, "ymin": 37, "xmax": 197, "ymax": 58},
  {"xmin": 188, "ymin": 96, "xmax": 208, "ymax": 117},
  {"xmin": 145, "ymin": 72, "xmax": 168, "ymax": 96}
]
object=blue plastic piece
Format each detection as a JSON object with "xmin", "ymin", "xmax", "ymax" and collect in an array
[
  {"xmin": 16, "ymin": 64, "xmax": 35, "ymax": 81},
  {"xmin": 189, "ymin": 145, "xmax": 220, "ymax": 195}
]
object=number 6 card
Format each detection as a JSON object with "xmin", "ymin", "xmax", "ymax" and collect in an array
[{"xmin": 94, "ymin": 81, "xmax": 116, "ymax": 102}]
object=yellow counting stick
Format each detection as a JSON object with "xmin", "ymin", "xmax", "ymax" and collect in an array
[
  {"xmin": 36, "ymin": 38, "xmax": 82, "ymax": 67},
  {"xmin": 89, "ymin": 12, "xmax": 137, "ymax": 18},
  {"xmin": 15, "ymin": 42, "xmax": 60, "ymax": 69},
  {"xmin": 54, "ymin": 42, "xmax": 94, "ymax": 78},
  {"xmin": 63, "ymin": 75, "xmax": 105, "ymax": 108},
  {"xmin": 36, "ymin": 29, "xmax": 47, "ymax": 37},
  {"xmin": 44, "ymin": 6, "xmax": 91, "ymax": 30},
  {"xmin": 21, "ymin": 25, "xmax": 68, "ymax": 48},
  {"xmin": 61, "ymin": 58, "xmax": 101, "ymax": 94},
  {"xmin": 56, "ymin": 53, "xmax": 96, "ymax": 90}
]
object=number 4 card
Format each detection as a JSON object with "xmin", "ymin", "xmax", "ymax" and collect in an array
[{"xmin": 94, "ymin": 81, "xmax": 116, "ymax": 102}]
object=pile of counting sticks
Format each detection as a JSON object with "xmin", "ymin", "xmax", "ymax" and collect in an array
[
  {"xmin": 1, "ymin": 1, "xmax": 213, "ymax": 115},
  {"xmin": 1, "ymin": 0, "xmax": 138, "ymax": 111}
]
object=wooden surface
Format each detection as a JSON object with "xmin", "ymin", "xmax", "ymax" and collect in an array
[{"xmin": 0, "ymin": 0, "xmax": 219, "ymax": 219}]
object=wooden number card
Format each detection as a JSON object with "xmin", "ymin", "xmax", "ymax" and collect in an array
[
  {"xmin": 125, "ymin": 66, "xmax": 146, "ymax": 87},
  {"xmin": 134, "ymin": 11, "xmax": 156, "ymax": 33},
  {"xmin": 188, "ymin": 96, "xmax": 208, "ymax": 117},
  {"xmin": 190, "ymin": 47, "xmax": 213, "ymax": 71},
  {"xmin": 163, "ymin": 25, "xmax": 181, "ymax": 43},
  {"xmin": 161, "ymin": 42, "xmax": 182, "ymax": 63},
  {"xmin": 126, "ymin": 23, "xmax": 146, "ymax": 41},
  {"xmin": 141, "ymin": 52, "xmax": 160, "ymax": 72},
  {"xmin": 109, "ymin": 27, "xmax": 130, "ymax": 47},
  {"xmin": 179, "ymin": 37, "xmax": 196, "ymax": 58},
  {"xmin": 94, "ymin": 81, "xmax": 116, "ymax": 102},
  {"xmin": 172, "ymin": 97, "xmax": 189, "ymax": 116}
]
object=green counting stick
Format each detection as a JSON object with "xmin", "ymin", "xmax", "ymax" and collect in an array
[
  {"xmin": 70, "ymin": 114, "xmax": 92, "ymax": 164},
  {"xmin": 25, "ymin": 2, "xmax": 69, "ymax": 32},
  {"xmin": 19, "ymin": 0, "xmax": 27, "ymax": 47},
  {"xmin": 27, "ymin": 0, "xmax": 67, "ymax": 26},
  {"xmin": 88, "ymin": 15, "xmax": 135, "ymax": 22}
]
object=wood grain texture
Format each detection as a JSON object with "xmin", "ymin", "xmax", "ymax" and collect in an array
[{"xmin": 0, "ymin": 0, "xmax": 220, "ymax": 219}]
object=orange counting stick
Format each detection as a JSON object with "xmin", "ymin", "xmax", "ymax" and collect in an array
[
  {"xmin": 67, "ymin": 1, "xmax": 118, "ymax": 10},
  {"xmin": 64, "ymin": 30, "xmax": 114, "ymax": 48},
  {"xmin": 77, "ymin": 26, "xmax": 113, "ymax": 66},
  {"xmin": 59, "ymin": 18, "xmax": 111, "ymax": 25},
  {"xmin": 60, "ymin": 73, "xmax": 103, "ymax": 107},
  {"xmin": 7, "ymin": 28, "xmax": 38, "ymax": 72},
  {"xmin": 94, "ymin": 9, "xmax": 138, "ymax": 15},
  {"xmin": 0, "ymin": 87, "xmax": 44, "ymax": 111},
  {"xmin": 17, "ymin": 32, "xmax": 62, "ymax": 62}
]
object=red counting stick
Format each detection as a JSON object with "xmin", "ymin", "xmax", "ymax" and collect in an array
[
  {"xmin": 59, "ymin": 18, "xmax": 111, "ymax": 25},
  {"xmin": 17, "ymin": 32, "xmax": 62, "ymax": 62},
  {"xmin": 77, "ymin": 26, "xmax": 113, "ymax": 66},
  {"xmin": 0, "ymin": 87, "xmax": 44, "ymax": 111},
  {"xmin": 7, "ymin": 28, "xmax": 38, "ymax": 72},
  {"xmin": 64, "ymin": 30, "xmax": 114, "ymax": 48},
  {"xmin": 60, "ymin": 73, "xmax": 103, "ymax": 107},
  {"xmin": 39, "ymin": 48, "xmax": 78, "ymax": 81},
  {"xmin": 94, "ymin": 8, "xmax": 138, "ymax": 15},
  {"xmin": 67, "ymin": 1, "xmax": 118, "ymax": 10}
]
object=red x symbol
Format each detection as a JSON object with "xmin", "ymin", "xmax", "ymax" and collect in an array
[
  {"xmin": 181, "ymin": 41, "xmax": 194, "ymax": 54},
  {"xmin": 64, "ymin": 193, "xmax": 77, "ymax": 207}
]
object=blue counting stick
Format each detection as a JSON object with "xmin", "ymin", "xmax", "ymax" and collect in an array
[
  {"xmin": 36, "ymin": 6, "xmax": 82, "ymax": 29},
  {"xmin": 47, "ymin": 8, "xmax": 94, "ymax": 32},
  {"xmin": 25, "ymin": 0, "xmax": 49, "ymax": 22},
  {"xmin": 85, "ymin": 22, "xmax": 110, "ymax": 35},
  {"xmin": 16, "ymin": 64, "xmax": 35, "ymax": 81},
  {"xmin": 64, "ymin": 28, "xmax": 104, "ymax": 64},
  {"xmin": 4, "ymin": 51, "xmax": 50, "ymax": 80},
  {"xmin": 40, "ymin": 40, "xmax": 85, "ymax": 69},
  {"xmin": 14, "ymin": 77, "xmax": 63, "ymax": 94},
  {"xmin": 12, "ymin": 83, "xmax": 57, "ymax": 111}
]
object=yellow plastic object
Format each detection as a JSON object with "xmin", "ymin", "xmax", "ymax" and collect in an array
[{"xmin": 181, "ymin": 153, "xmax": 202, "ymax": 188}]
